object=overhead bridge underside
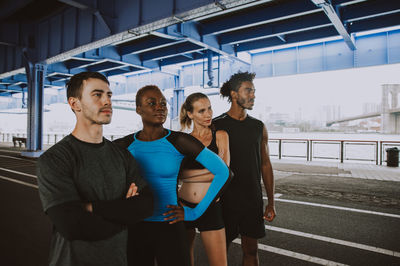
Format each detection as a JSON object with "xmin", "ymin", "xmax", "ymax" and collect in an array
[{"xmin": 0, "ymin": 0, "xmax": 400, "ymax": 95}]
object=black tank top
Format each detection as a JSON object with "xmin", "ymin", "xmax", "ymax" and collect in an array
[
  {"xmin": 213, "ymin": 113, "xmax": 264, "ymax": 210},
  {"xmin": 181, "ymin": 130, "xmax": 218, "ymax": 169}
]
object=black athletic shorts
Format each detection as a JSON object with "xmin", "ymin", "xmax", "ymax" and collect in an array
[
  {"xmin": 180, "ymin": 199, "xmax": 225, "ymax": 232},
  {"xmin": 222, "ymin": 204, "xmax": 266, "ymax": 243},
  {"xmin": 127, "ymin": 221, "xmax": 190, "ymax": 266}
]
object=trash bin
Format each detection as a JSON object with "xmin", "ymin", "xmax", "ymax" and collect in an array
[{"xmin": 386, "ymin": 147, "xmax": 399, "ymax": 167}]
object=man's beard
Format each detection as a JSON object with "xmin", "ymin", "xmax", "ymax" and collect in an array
[
  {"xmin": 82, "ymin": 108, "xmax": 112, "ymax": 125},
  {"xmin": 237, "ymin": 97, "xmax": 253, "ymax": 110}
]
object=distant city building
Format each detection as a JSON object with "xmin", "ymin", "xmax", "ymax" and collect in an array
[
  {"xmin": 362, "ymin": 102, "xmax": 381, "ymax": 114},
  {"xmin": 256, "ymin": 105, "xmax": 272, "ymax": 123},
  {"xmin": 269, "ymin": 112, "xmax": 291, "ymax": 125},
  {"xmin": 294, "ymin": 107, "xmax": 303, "ymax": 122},
  {"xmin": 322, "ymin": 105, "xmax": 341, "ymax": 122}
]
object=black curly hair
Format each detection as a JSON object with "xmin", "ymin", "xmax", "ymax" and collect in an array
[{"xmin": 220, "ymin": 71, "xmax": 256, "ymax": 102}]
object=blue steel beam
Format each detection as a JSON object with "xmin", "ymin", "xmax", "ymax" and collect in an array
[
  {"xmin": 158, "ymin": 53, "xmax": 204, "ymax": 67},
  {"xmin": 141, "ymin": 42, "xmax": 203, "ymax": 62},
  {"xmin": 153, "ymin": 22, "xmax": 250, "ymax": 65},
  {"xmin": 3, "ymin": 0, "xmax": 251, "ymax": 76},
  {"xmin": 236, "ymin": 26, "xmax": 338, "ymax": 52},
  {"xmin": 119, "ymin": 36, "xmax": 184, "ymax": 55},
  {"xmin": 97, "ymin": 46, "xmax": 150, "ymax": 70},
  {"xmin": 23, "ymin": 62, "xmax": 45, "ymax": 154},
  {"xmin": 201, "ymin": 0, "xmax": 320, "ymax": 36},
  {"xmin": 1, "ymin": 64, "xmax": 70, "ymax": 88},
  {"xmin": 69, "ymin": 46, "xmax": 151, "ymax": 71},
  {"xmin": 87, "ymin": 61, "xmax": 123, "ymax": 72},
  {"xmin": 46, "ymin": 72, "xmax": 72, "ymax": 80},
  {"xmin": 2, "ymin": 73, "xmax": 28, "ymax": 83},
  {"xmin": 104, "ymin": 67, "xmax": 139, "ymax": 77},
  {"xmin": 0, "ymin": 85, "xmax": 23, "ymax": 92},
  {"xmin": 341, "ymin": 0, "xmax": 400, "ymax": 23},
  {"xmin": 180, "ymin": 53, "xmax": 194, "ymax": 60},
  {"xmin": 311, "ymin": 0, "xmax": 356, "ymax": 50},
  {"xmin": 58, "ymin": 0, "xmax": 112, "ymax": 34},
  {"xmin": 104, "ymin": 65, "xmax": 135, "ymax": 74},
  {"xmin": 219, "ymin": 12, "xmax": 331, "ymax": 45},
  {"xmin": 47, "ymin": 62, "xmax": 69, "ymax": 74},
  {"xmin": 3, "ymin": 0, "xmax": 399, "ymax": 80},
  {"xmin": 6, "ymin": 82, "xmax": 26, "ymax": 88},
  {"xmin": 64, "ymin": 58, "xmax": 98, "ymax": 70},
  {"xmin": 348, "ymin": 13, "xmax": 400, "ymax": 34},
  {"xmin": 1, "ymin": 75, "xmax": 66, "ymax": 89},
  {"xmin": 97, "ymin": 28, "xmax": 400, "ymax": 90},
  {"xmin": 331, "ymin": 0, "xmax": 360, "ymax": 6}
]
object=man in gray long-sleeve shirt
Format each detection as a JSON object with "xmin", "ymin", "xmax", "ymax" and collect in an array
[{"xmin": 37, "ymin": 71, "xmax": 153, "ymax": 266}]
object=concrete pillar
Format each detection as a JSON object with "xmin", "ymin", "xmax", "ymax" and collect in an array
[
  {"xmin": 22, "ymin": 63, "xmax": 46, "ymax": 157},
  {"xmin": 170, "ymin": 72, "xmax": 185, "ymax": 130},
  {"xmin": 390, "ymin": 86, "xmax": 399, "ymax": 109},
  {"xmin": 381, "ymin": 84, "xmax": 400, "ymax": 134}
]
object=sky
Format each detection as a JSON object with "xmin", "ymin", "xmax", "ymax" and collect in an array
[
  {"xmin": 1, "ymin": 62, "xmax": 400, "ymax": 134},
  {"xmin": 252, "ymin": 62, "xmax": 400, "ymax": 120}
]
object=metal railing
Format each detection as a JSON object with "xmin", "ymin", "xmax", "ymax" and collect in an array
[
  {"xmin": 0, "ymin": 133, "xmax": 125, "ymax": 145},
  {"xmin": 380, "ymin": 141, "xmax": 400, "ymax": 165},
  {"xmin": 269, "ymin": 138, "xmax": 399, "ymax": 165},
  {"xmin": 1, "ymin": 133, "xmax": 27, "ymax": 142},
  {"xmin": 1, "ymin": 133, "xmax": 399, "ymax": 165}
]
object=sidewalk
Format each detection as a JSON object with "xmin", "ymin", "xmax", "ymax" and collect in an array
[
  {"xmin": 271, "ymin": 158, "xmax": 400, "ymax": 182},
  {"xmin": 1, "ymin": 141, "xmax": 399, "ymax": 182}
]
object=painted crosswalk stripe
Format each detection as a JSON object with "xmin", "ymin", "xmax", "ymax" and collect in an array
[
  {"xmin": 0, "ymin": 167, "xmax": 37, "ymax": 179},
  {"xmin": 0, "ymin": 175, "xmax": 38, "ymax": 189},
  {"xmin": 264, "ymin": 197, "xmax": 400, "ymax": 219},
  {"xmin": 266, "ymin": 225, "xmax": 400, "ymax": 258},
  {"xmin": 232, "ymin": 238, "xmax": 348, "ymax": 266}
]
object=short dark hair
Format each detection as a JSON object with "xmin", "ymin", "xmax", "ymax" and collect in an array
[
  {"xmin": 136, "ymin": 85, "xmax": 162, "ymax": 108},
  {"xmin": 220, "ymin": 71, "xmax": 256, "ymax": 102},
  {"xmin": 66, "ymin": 72, "xmax": 109, "ymax": 99}
]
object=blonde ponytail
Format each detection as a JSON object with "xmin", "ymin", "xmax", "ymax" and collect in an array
[
  {"xmin": 180, "ymin": 102, "xmax": 192, "ymax": 130},
  {"xmin": 179, "ymin": 92, "xmax": 209, "ymax": 131}
]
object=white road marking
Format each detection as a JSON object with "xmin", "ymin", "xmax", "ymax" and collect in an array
[
  {"xmin": 264, "ymin": 197, "xmax": 400, "ymax": 219},
  {"xmin": 0, "ymin": 154, "xmax": 35, "ymax": 162},
  {"xmin": 0, "ymin": 175, "xmax": 38, "ymax": 189},
  {"xmin": 0, "ymin": 167, "xmax": 37, "ymax": 179},
  {"xmin": 232, "ymin": 238, "xmax": 349, "ymax": 266},
  {"xmin": 266, "ymin": 225, "xmax": 400, "ymax": 258},
  {"xmin": 0, "ymin": 149, "xmax": 23, "ymax": 154}
]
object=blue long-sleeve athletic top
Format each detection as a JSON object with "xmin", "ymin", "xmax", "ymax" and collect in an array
[{"xmin": 114, "ymin": 129, "xmax": 231, "ymax": 221}]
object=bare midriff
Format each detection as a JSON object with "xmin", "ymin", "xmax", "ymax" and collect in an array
[{"xmin": 178, "ymin": 169, "xmax": 214, "ymax": 204}]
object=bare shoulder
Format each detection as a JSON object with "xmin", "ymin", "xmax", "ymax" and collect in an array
[
  {"xmin": 262, "ymin": 123, "xmax": 270, "ymax": 141},
  {"xmin": 216, "ymin": 130, "xmax": 229, "ymax": 140}
]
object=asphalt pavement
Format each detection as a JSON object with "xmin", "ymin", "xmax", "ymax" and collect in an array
[{"xmin": 0, "ymin": 145, "xmax": 399, "ymax": 265}]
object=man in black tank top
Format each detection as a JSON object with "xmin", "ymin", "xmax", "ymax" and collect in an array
[{"xmin": 213, "ymin": 71, "xmax": 276, "ymax": 266}]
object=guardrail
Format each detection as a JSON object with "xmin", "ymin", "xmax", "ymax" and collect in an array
[
  {"xmin": 269, "ymin": 138, "xmax": 400, "ymax": 165},
  {"xmin": 0, "ymin": 133, "xmax": 125, "ymax": 145},
  {"xmin": 1, "ymin": 133, "xmax": 399, "ymax": 165},
  {"xmin": 380, "ymin": 141, "xmax": 400, "ymax": 165}
]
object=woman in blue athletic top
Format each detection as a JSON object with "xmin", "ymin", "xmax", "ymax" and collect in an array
[
  {"xmin": 114, "ymin": 85, "xmax": 231, "ymax": 266},
  {"xmin": 179, "ymin": 92, "xmax": 230, "ymax": 266}
]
